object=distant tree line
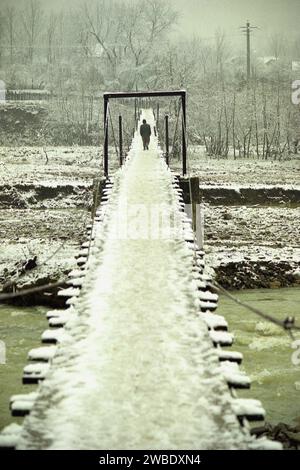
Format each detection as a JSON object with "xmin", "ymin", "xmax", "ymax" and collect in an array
[{"xmin": 0, "ymin": 0, "xmax": 299, "ymax": 155}]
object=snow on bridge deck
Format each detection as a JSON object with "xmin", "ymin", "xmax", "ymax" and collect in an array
[{"xmin": 16, "ymin": 110, "xmax": 272, "ymax": 450}]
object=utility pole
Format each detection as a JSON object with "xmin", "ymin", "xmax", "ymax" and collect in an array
[{"xmin": 240, "ymin": 21, "xmax": 258, "ymax": 82}]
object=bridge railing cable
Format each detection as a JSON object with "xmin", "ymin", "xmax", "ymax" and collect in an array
[
  {"xmin": 180, "ymin": 106, "xmax": 300, "ymax": 339},
  {"xmin": 209, "ymin": 280, "xmax": 300, "ymax": 338},
  {"xmin": 180, "ymin": 102, "xmax": 198, "ymax": 254},
  {"xmin": 171, "ymin": 100, "xmax": 182, "ymax": 161},
  {"xmin": 108, "ymin": 103, "xmax": 120, "ymax": 161}
]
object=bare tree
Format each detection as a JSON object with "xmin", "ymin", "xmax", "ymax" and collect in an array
[
  {"xmin": 198, "ymin": 40, "xmax": 212, "ymax": 79},
  {"xmin": 214, "ymin": 30, "xmax": 229, "ymax": 80},
  {"xmin": 124, "ymin": 0, "xmax": 178, "ymax": 88},
  {"xmin": 291, "ymin": 34, "xmax": 300, "ymax": 60},
  {"xmin": 80, "ymin": 0, "xmax": 177, "ymax": 88},
  {"xmin": 268, "ymin": 33, "xmax": 286, "ymax": 60},
  {"xmin": 21, "ymin": 0, "xmax": 44, "ymax": 64},
  {"xmin": 2, "ymin": 6, "xmax": 17, "ymax": 66},
  {"xmin": 0, "ymin": 13, "xmax": 4, "ymax": 67},
  {"xmin": 46, "ymin": 12, "xmax": 58, "ymax": 65},
  {"xmin": 80, "ymin": 0, "xmax": 124, "ymax": 78}
]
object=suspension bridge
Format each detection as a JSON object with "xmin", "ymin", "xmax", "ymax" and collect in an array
[{"xmin": 0, "ymin": 91, "xmax": 281, "ymax": 450}]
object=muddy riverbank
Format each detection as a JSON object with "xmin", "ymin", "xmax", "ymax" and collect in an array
[
  {"xmin": 0, "ymin": 147, "xmax": 103, "ymax": 306},
  {"xmin": 0, "ymin": 208, "xmax": 88, "ymax": 307},
  {"xmin": 203, "ymin": 204, "xmax": 300, "ymax": 289}
]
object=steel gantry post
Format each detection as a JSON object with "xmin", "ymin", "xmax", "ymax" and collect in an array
[
  {"xmin": 165, "ymin": 115, "xmax": 169, "ymax": 166},
  {"xmin": 181, "ymin": 90, "xmax": 187, "ymax": 176},
  {"xmin": 119, "ymin": 115, "xmax": 123, "ymax": 166},
  {"xmin": 104, "ymin": 94, "xmax": 109, "ymax": 177},
  {"xmin": 103, "ymin": 90, "xmax": 187, "ymax": 177}
]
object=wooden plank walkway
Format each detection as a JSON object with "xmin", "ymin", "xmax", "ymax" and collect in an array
[{"xmin": 0, "ymin": 111, "xmax": 281, "ymax": 450}]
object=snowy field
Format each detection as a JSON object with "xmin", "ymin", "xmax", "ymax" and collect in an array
[
  {"xmin": 171, "ymin": 148, "xmax": 300, "ymax": 187},
  {"xmin": 0, "ymin": 145, "xmax": 299, "ymax": 187},
  {"xmin": 0, "ymin": 209, "xmax": 87, "ymax": 298},
  {"xmin": 203, "ymin": 204, "xmax": 300, "ymax": 288}
]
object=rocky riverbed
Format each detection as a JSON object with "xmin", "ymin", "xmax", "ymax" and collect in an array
[{"xmin": 252, "ymin": 421, "xmax": 300, "ymax": 450}]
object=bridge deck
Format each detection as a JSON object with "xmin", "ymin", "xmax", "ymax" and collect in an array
[{"xmin": 16, "ymin": 111, "xmax": 264, "ymax": 449}]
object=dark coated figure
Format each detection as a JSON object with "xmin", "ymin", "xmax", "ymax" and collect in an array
[{"xmin": 140, "ymin": 119, "xmax": 151, "ymax": 150}]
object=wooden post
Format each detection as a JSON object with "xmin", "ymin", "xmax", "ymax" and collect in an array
[
  {"xmin": 190, "ymin": 176, "xmax": 200, "ymax": 242},
  {"xmin": 92, "ymin": 178, "xmax": 102, "ymax": 219},
  {"xmin": 179, "ymin": 176, "xmax": 202, "ymax": 246},
  {"xmin": 135, "ymin": 98, "xmax": 138, "ymax": 129}
]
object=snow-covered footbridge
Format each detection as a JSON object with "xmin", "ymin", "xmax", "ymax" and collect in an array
[{"xmin": 0, "ymin": 109, "xmax": 280, "ymax": 450}]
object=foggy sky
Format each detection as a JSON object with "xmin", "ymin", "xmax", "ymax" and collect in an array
[
  {"xmin": 173, "ymin": 0, "xmax": 300, "ymax": 36},
  {"xmin": 3, "ymin": 0, "xmax": 300, "ymax": 40}
]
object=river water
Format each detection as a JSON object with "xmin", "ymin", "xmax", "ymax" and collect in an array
[
  {"xmin": 0, "ymin": 288, "xmax": 299, "ymax": 432},
  {"xmin": 0, "ymin": 305, "xmax": 48, "ymax": 429},
  {"xmin": 218, "ymin": 287, "xmax": 300, "ymax": 426}
]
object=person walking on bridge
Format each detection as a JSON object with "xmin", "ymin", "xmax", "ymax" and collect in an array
[{"xmin": 140, "ymin": 119, "xmax": 151, "ymax": 150}]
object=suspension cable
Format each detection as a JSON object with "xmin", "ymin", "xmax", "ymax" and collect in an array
[
  {"xmin": 108, "ymin": 104, "xmax": 119, "ymax": 160},
  {"xmin": 171, "ymin": 100, "xmax": 182, "ymax": 161},
  {"xmin": 180, "ymin": 101, "xmax": 198, "ymax": 255},
  {"xmin": 209, "ymin": 280, "xmax": 300, "ymax": 338}
]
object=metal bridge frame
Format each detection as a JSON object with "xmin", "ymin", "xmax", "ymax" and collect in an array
[{"xmin": 103, "ymin": 90, "xmax": 187, "ymax": 177}]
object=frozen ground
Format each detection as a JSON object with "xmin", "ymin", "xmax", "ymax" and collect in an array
[
  {"xmin": 176, "ymin": 151, "xmax": 300, "ymax": 281},
  {"xmin": 16, "ymin": 112, "xmax": 270, "ymax": 450},
  {"xmin": 0, "ymin": 145, "xmax": 299, "ymax": 296},
  {"xmin": 1, "ymin": 145, "xmax": 299, "ymax": 187},
  {"xmin": 171, "ymin": 147, "xmax": 300, "ymax": 187},
  {"xmin": 178, "ymin": 149, "xmax": 299, "ymax": 288},
  {"xmin": 203, "ymin": 205, "xmax": 300, "ymax": 288},
  {"xmin": 204, "ymin": 206, "xmax": 299, "ymax": 248},
  {"xmin": 0, "ymin": 148, "xmax": 98, "ymax": 300},
  {"xmin": 0, "ymin": 146, "xmax": 100, "ymax": 187},
  {"xmin": 0, "ymin": 208, "xmax": 88, "ymax": 304}
]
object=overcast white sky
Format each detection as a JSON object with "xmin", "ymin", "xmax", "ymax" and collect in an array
[
  {"xmin": 3, "ymin": 0, "xmax": 300, "ymax": 41},
  {"xmin": 172, "ymin": 0, "xmax": 300, "ymax": 36}
]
